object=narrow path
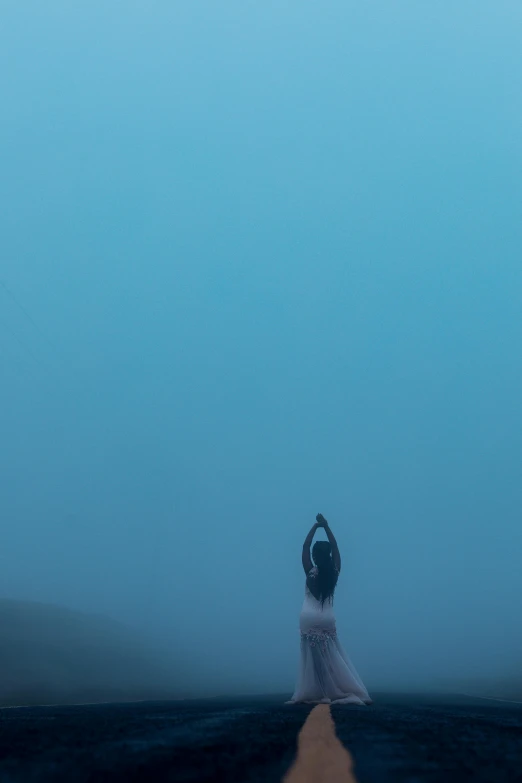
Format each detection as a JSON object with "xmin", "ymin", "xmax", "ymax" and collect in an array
[{"xmin": 283, "ymin": 704, "xmax": 358, "ymax": 783}]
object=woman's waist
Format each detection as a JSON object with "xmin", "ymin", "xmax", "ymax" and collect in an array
[{"xmin": 299, "ymin": 603, "xmax": 336, "ymax": 633}]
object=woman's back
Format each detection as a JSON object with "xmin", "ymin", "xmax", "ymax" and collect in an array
[
  {"xmin": 305, "ymin": 564, "xmax": 339, "ymax": 604},
  {"xmin": 300, "ymin": 566, "xmax": 337, "ymax": 634}
]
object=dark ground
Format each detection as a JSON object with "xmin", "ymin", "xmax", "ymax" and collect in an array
[{"xmin": 0, "ymin": 693, "xmax": 521, "ymax": 782}]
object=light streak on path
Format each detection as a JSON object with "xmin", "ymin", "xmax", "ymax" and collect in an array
[{"xmin": 283, "ymin": 705, "xmax": 358, "ymax": 783}]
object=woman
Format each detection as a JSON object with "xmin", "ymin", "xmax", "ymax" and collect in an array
[{"xmin": 287, "ymin": 514, "xmax": 371, "ymax": 705}]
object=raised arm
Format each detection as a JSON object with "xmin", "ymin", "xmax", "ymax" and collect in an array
[
  {"xmin": 302, "ymin": 521, "xmax": 319, "ymax": 575},
  {"xmin": 317, "ymin": 514, "xmax": 341, "ymax": 572}
]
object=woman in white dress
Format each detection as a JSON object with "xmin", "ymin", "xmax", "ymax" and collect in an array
[{"xmin": 288, "ymin": 514, "xmax": 371, "ymax": 705}]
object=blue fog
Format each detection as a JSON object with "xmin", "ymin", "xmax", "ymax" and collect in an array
[{"xmin": 1, "ymin": 1, "xmax": 521, "ymax": 696}]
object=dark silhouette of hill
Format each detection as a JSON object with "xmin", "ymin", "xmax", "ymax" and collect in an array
[{"xmin": 0, "ymin": 600, "xmax": 181, "ymax": 706}]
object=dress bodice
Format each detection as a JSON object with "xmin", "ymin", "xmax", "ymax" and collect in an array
[{"xmin": 300, "ymin": 567, "xmax": 336, "ymax": 633}]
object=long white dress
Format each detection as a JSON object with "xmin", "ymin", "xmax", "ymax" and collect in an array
[{"xmin": 288, "ymin": 568, "xmax": 371, "ymax": 705}]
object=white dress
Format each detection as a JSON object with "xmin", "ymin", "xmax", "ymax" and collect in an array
[{"xmin": 288, "ymin": 568, "xmax": 371, "ymax": 705}]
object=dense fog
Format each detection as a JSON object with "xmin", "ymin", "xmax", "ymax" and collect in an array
[{"xmin": 1, "ymin": 1, "xmax": 521, "ymax": 700}]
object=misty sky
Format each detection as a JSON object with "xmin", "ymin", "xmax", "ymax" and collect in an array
[{"xmin": 1, "ymin": 1, "xmax": 521, "ymax": 694}]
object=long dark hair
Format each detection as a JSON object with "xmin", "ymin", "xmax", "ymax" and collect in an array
[{"xmin": 309, "ymin": 541, "xmax": 338, "ymax": 606}]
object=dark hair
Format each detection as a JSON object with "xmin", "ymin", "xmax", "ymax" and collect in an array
[{"xmin": 310, "ymin": 541, "xmax": 338, "ymax": 606}]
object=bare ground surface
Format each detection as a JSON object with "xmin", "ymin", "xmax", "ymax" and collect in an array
[{"xmin": 0, "ymin": 693, "xmax": 521, "ymax": 782}]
